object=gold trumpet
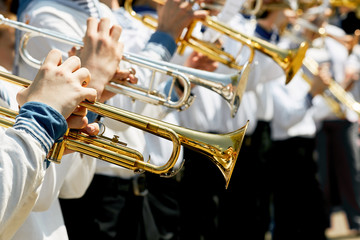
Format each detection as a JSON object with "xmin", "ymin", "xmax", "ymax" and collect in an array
[
  {"xmin": 318, "ymin": 27, "xmax": 360, "ymax": 54},
  {"xmin": 330, "ymin": 0, "xmax": 360, "ymax": 8},
  {"xmin": 124, "ymin": 0, "xmax": 309, "ymax": 84},
  {"xmin": 241, "ymin": 0, "xmax": 323, "ymax": 16},
  {"xmin": 0, "ymin": 70, "xmax": 248, "ymax": 188},
  {"xmin": 302, "ymin": 57, "xmax": 360, "ymax": 117},
  {"xmin": 329, "ymin": 0, "xmax": 360, "ymax": 18},
  {"xmin": 0, "ymin": 14, "xmax": 248, "ymax": 117}
]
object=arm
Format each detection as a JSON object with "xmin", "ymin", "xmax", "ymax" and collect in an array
[
  {"xmin": 0, "ymin": 49, "xmax": 96, "ymax": 239},
  {"xmin": 0, "ymin": 104, "xmax": 59, "ymax": 239}
]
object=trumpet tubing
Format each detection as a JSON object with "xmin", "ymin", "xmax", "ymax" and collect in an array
[
  {"xmin": 0, "ymin": 104, "xmax": 146, "ymax": 170},
  {"xmin": 203, "ymin": 18, "xmax": 309, "ymax": 84},
  {"xmin": 125, "ymin": 0, "xmax": 308, "ymax": 84},
  {"xmin": 125, "ymin": 0, "xmax": 244, "ymax": 70},
  {"xmin": 0, "ymin": 70, "xmax": 248, "ymax": 188},
  {"xmin": 0, "ymin": 14, "xmax": 247, "ymax": 117},
  {"xmin": 302, "ymin": 57, "xmax": 360, "ymax": 117},
  {"xmin": 329, "ymin": 0, "xmax": 360, "ymax": 9}
]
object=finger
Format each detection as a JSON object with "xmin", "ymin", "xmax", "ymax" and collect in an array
[
  {"xmin": 81, "ymin": 87, "xmax": 98, "ymax": 103},
  {"xmin": 98, "ymin": 18, "xmax": 111, "ymax": 35},
  {"xmin": 73, "ymin": 67, "xmax": 91, "ymax": 87},
  {"xmin": 116, "ymin": 42, "xmax": 124, "ymax": 59},
  {"xmin": 128, "ymin": 75, "xmax": 138, "ymax": 84},
  {"xmin": 109, "ymin": 24, "xmax": 122, "ymax": 41},
  {"xmin": 193, "ymin": 9, "xmax": 208, "ymax": 21},
  {"xmin": 111, "ymin": 71, "xmax": 137, "ymax": 84},
  {"xmin": 60, "ymin": 56, "xmax": 82, "ymax": 73},
  {"xmin": 85, "ymin": 17, "xmax": 98, "ymax": 37},
  {"xmin": 16, "ymin": 88, "xmax": 26, "ymax": 107},
  {"xmin": 72, "ymin": 105, "xmax": 88, "ymax": 116},
  {"xmin": 82, "ymin": 122, "xmax": 100, "ymax": 136},
  {"xmin": 128, "ymin": 67, "xmax": 136, "ymax": 75},
  {"xmin": 67, "ymin": 114, "xmax": 88, "ymax": 129},
  {"xmin": 114, "ymin": 68, "xmax": 136, "ymax": 79},
  {"xmin": 42, "ymin": 49, "xmax": 63, "ymax": 67},
  {"xmin": 68, "ymin": 47, "xmax": 76, "ymax": 57}
]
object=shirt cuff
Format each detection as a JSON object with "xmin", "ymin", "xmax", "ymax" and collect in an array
[
  {"xmin": 145, "ymin": 31, "xmax": 177, "ymax": 61},
  {"xmin": 305, "ymin": 92, "xmax": 313, "ymax": 108},
  {"xmin": 13, "ymin": 102, "xmax": 68, "ymax": 153}
]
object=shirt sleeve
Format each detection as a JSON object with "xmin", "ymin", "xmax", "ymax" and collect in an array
[{"xmin": 0, "ymin": 101, "xmax": 67, "ymax": 239}]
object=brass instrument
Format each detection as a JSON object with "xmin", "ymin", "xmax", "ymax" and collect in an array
[
  {"xmin": 244, "ymin": 0, "xmax": 323, "ymax": 15},
  {"xmin": 124, "ymin": 0, "xmax": 309, "ymax": 84},
  {"xmin": 0, "ymin": 14, "xmax": 248, "ymax": 117},
  {"xmin": 302, "ymin": 57, "xmax": 360, "ymax": 117},
  {"xmin": 330, "ymin": 0, "xmax": 360, "ymax": 8},
  {"xmin": 0, "ymin": 70, "xmax": 248, "ymax": 188},
  {"xmin": 318, "ymin": 27, "xmax": 360, "ymax": 54},
  {"xmin": 329, "ymin": 0, "xmax": 360, "ymax": 18}
]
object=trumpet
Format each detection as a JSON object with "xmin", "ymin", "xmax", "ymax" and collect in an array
[
  {"xmin": 329, "ymin": 0, "xmax": 360, "ymax": 17},
  {"xmin": 318, "ymin": 27, "xmax": 360, "ymax": 54},
  {"xmin": 124, "ymin": 0, "xmax": 309, "ymax": 84},
  {"xmin": 241, "ymin": 0, "xmax": 323, "ymax": 16},
  {"xmin": 0, "ymin": 14, "xmax": 248, "ymax": 117},
  {"xmin": 0, "ymin": 70, "xmax": 248, "ymax": 188},
  {"xmin": 302, "ymin": 57, "xmax": 360, "ymax": 117}
]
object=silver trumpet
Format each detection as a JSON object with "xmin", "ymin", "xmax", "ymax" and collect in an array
[{"xmin": 0, "ymin": 14, "xmax": 250, "ymax": 117}]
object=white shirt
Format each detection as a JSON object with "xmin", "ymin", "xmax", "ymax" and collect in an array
[
  {"xmin": 0, "ymin": 67, "xmax": 73, "ymax": 239},
  {"xmin": 310, "ymin": 25, "xmax": 358, "ymax": 123},
  {"xmin": 12, "ymin": 2, "xmax": 106, "ymax": 239},
  {"xmin": 0, "ymin": 99, "xmax": 49, "ymax": 240},
  {"xmin": 270, "ymin": 71, "xmax": 317, "ymax": 140}
]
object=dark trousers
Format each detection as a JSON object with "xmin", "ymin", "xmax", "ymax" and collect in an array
[
  {"xmin": 60, "ymin": 173, "xmax": 181, "ymax": 240},
  {"xmin": 217, "ymin": 121, "xmax": 273, "ymax": 240},
  {"xmin": 316, "ymin": 120, "xmax": 360, "ymax": 230},
  {"xmin": 178, "ymin": 146, "xmax": 225, "ymax": 240},
  {"xmin": 178, "ymin": 121, "xmax": 273, "ymax": 240},
  {"xmin": 270, "ymin": 137, "xmax": 328, "ymax": 240}
]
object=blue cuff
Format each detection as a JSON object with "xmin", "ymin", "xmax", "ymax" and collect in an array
[
  {"xmin": 145, "ymin": 31, "xmax": 177, "ymax": 60},
  {"xmin": 305, "ymin": 92, "xmax": 313, "ymax": 108},
  {"xmin": 13, "ymin": 102, "xmax": 68, "ymax": 153}
]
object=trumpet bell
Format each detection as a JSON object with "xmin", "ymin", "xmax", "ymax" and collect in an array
[
  {"xmin": 184, "ymin": 124, "xmax": 249, "ymax": 188},
  {"xmin": 208, "ymin": 18, "xmax": 309, "ymax": 84},
  {"xmin": 277, "ymin": 41, "xmax": 309, "ymax": 84},
  {"xmin": 208, "ymin": 61, "xmax": 251, "ymax": 117}
]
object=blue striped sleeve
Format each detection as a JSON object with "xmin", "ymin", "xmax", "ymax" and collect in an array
[
  {"xmin": 144, "ymin": 31, "xmax": 177, "ymax": 61},
  {"xmin": 13, "ymin": 102, "xmax": 68, "ymax": 153}
]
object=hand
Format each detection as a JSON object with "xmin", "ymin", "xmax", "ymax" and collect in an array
[
  {"xmin": 16, "ymin": 49, "xmax": 97, "ymax": 119},
  {"xmin": 338, "ymin": 65, "xmax": 360, "ymax": 91},
  {"xmin": 198, "ymin": 0, "xmax": 226, "ymax": 16},
  {"xmin": 184, "ymin": 50, "xmax": 218, "ymax": 72},
  {"xmin": 173, "ymin": 50, "xmax": 218, "ymax": 96},
  {"xmin": 100, "ymin": 67, "xmax": 139, "ymax": 102},
  {"xmin": 309, "ymin": 62, "xmax": 331, "ymax": 97},
  {"xmin": 79, "ymin": 17, "xmax": 123, "ymax": 102},
  {"xmin": 64, "ymin": 116, "xmax": 100, "ymax": 155},
  {"xmin": 156, "ymin": 0, "xmax": 208, "ymax": 40}
]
